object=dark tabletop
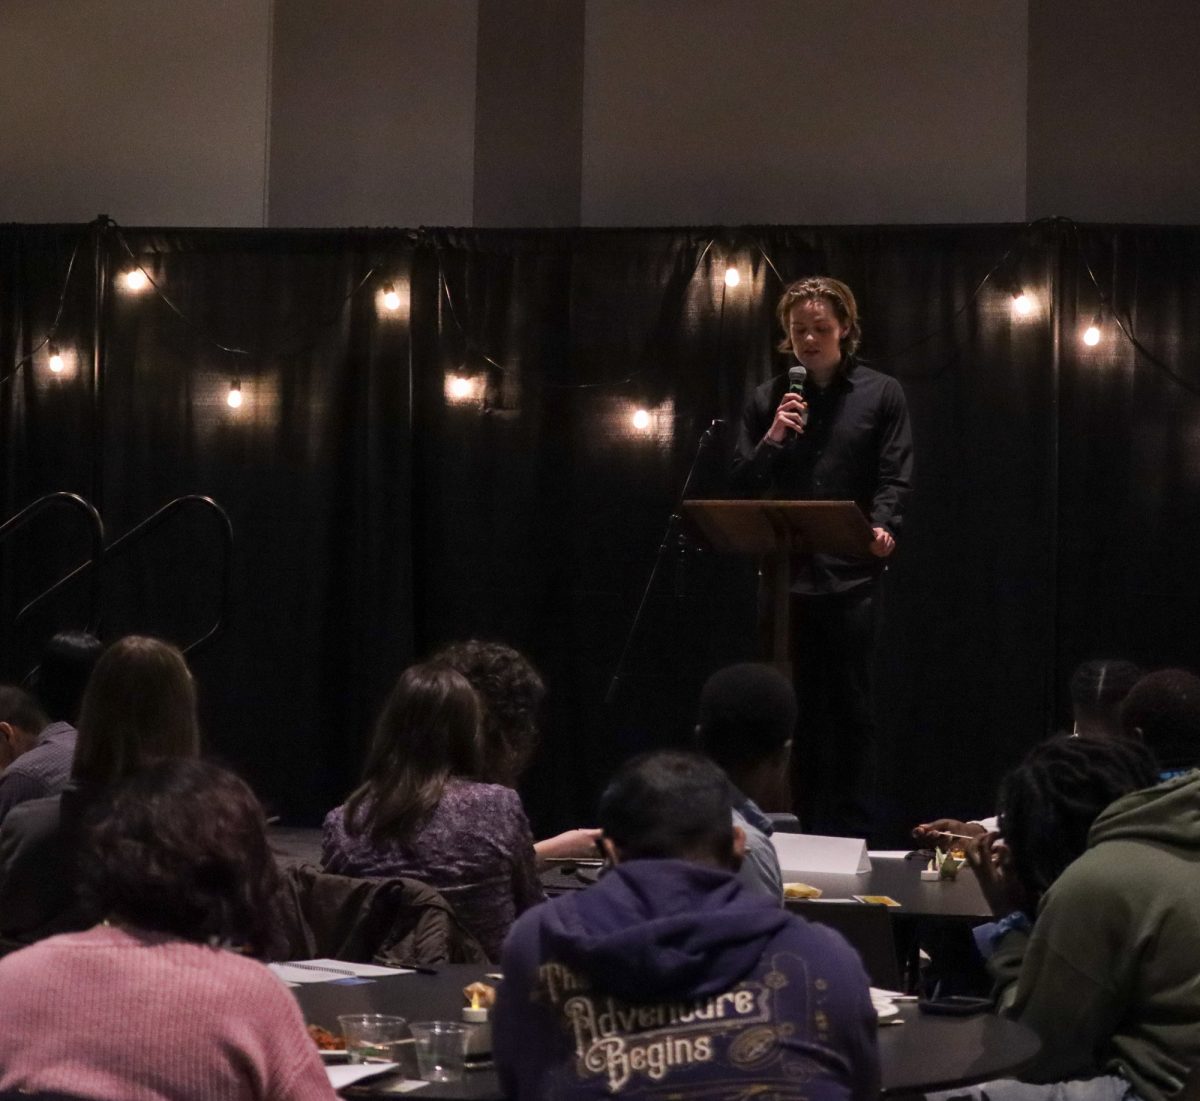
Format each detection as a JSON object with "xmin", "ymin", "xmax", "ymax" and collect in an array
[
  {"xmin": 879, "ymin": 1003, "xmax": 1041, "ymax": 1095},
  {"xmin": 292, "ymin": 964, "xmax": 1038, "ymax": 1099},
  {"xmin": 543, "ymin": 853, "xmax": 993, "ymax": 920},
  {"xmin": 784, "ymin": 853, "xmax": 994, "ymax": 920}
]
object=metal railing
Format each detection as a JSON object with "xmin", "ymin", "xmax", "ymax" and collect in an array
[
  {"xmin": 9, "ymin": 494, "xmax": 234, "ymax": 655},
  {"xmin": 0, "ymin": 492, "xmax": 106, "ymax": 632}
]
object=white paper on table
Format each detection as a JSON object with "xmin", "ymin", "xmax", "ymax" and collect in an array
[
  {"xmin": 868, "ymin": 850, "xmax": 914, "ymax": 860},
  {"xmin": 772, "ymin": 833, "xmax": 871, "ymax": 875},
  {"xmin": 268, "ymin": 958, "xmax": 414, "ymax": 984},
  {"xmin": 325, "ymin": 1063, "xmax": 425, "ymax": 1091}
]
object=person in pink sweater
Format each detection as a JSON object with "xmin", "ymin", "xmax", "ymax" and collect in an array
[{"xmin": 0, "ymin": 759, "xmax": 334, "ymax": 1101}]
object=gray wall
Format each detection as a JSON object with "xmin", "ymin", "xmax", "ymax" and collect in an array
[
  {"xmin": 269, "ymin": 0, "xmax": 478, "ymax": 227},
  {"xmin": 473, "ymin": 0, "xmax": 584, "ymax": 227},
  {"xmin": 581, "ymin": 1, "xmax": 1027, "ymax": 225},
  {"xmin": 1, "ymin": 0, "xmax": 1198, "ymax": 228},
  {"xmin": 0, "ymin": 0, "xmax": 271, "ymax": 226},
  {"xmin": 1028, "ymin": 0, "xmax": 1200, "ymax": 223}
]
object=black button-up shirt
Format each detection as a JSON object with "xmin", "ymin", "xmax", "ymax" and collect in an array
[{"xmin": 730, "ymin": 357, "xmax": 914, "ymax": 594}]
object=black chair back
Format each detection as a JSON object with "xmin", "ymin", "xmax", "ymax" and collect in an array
[{"xmin": 788, "ymin": 898, "xmax": 903, "ymax": 989}]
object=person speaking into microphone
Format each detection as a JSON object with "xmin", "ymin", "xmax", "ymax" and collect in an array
[{"xmin": 730, "ymin": 276, "xmax": 913, "ymax": 840}]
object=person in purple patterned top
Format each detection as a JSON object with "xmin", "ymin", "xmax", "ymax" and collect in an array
[{"xmin": 321, "ymin": 662, "xmax": 544, "ymax": 960}]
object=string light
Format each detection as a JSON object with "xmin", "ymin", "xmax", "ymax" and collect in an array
[
  {"xmin": 1083, "ymin": 315, "xmax": 1102, "ymax": 346},
  {"xmin": 48, "ymin": 344, "xmax": 64, "ymax": 373},
  {"xmin": 723, "ymin": 266, "xmax": 741, "ymax": 288},
  {"xmin": 123, "ymin": 268, "xmax": 148, "ymax": 291},
  {"xmin": 226, "ymin": 380, "xmax": 243, "ymax": 409},
  {"xmin": 382, "ymin": 285, "xmax": 401, "ymax": 311},
  {"xmin": 632, "ymin": 408, "xmax": 651, "ymax": 430},
  {"xmin": 1012, "ymin": 293, "xmax": 1033, "ymax": 317},
  {"xmin": 445, "ymin": 372, "xmax": 482, "ymax": 405}
]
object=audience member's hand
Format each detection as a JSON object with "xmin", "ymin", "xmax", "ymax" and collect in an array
[
  {"xmin": 965, "ymin": 832, "xmax": 1029, "ymax": 917},
  {"xmin": 534, "ymin": 828, "xmax": 602, "ymax": 864},
  {"xmin": 911, "ymin": 818, "xmax": 986, "ymax": 851}
]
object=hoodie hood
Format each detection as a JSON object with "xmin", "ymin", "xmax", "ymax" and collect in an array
[
  {"xmin": 538, "ymin": 858, "xmax": 791, "ymax": 1003},
  {"xmin": 1089, "ymin": 770, "xmax": 1200, "ymax": 852}
]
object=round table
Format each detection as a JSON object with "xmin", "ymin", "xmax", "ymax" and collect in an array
[{"xmin": 292, "ymin": 964, "xmax": 1040, "ymax": 1099}]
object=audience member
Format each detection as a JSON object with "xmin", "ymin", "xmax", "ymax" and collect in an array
[
  {"xmin": 0, "ymin": 686, "xmax": 46, "ymax": 774},
  {"xmin": 959, "ymin": 735, "xmax": 1196, "ymax": 1101},
  {"xmin": 1120, "ymin": 668, "xmax": 1200, "ymax": 777},
  {"xmin": 495, "ymin": 750, "xmax": 879, "ymax": 1101},
  {"xmin": 436, "ymin": 638, "xmax": 600, "ymax": 863},
  {"xmin": 914, "ymin": 657, "xmax": 1143, "ymax": 847},
  {"xmin": 321, "ymin": 661, "xmax": 544, "ymax": 960},
  {"xmin": 1070, "ymin": 659, "xmax": 1143, "ymax": 739},
  {"xmin": 0, "ymin": 634, "xmax": 200, "ymax": 941},
  {"xmin": 435, "ymin": 639, "xmax": 545, "ymax": 786},
  {"xmin": 695, "ymin": 661, "xmax": 793, "ymax": 901},
  {"xmin": 0, "ymin": 631, "xmax": 101, "ymax": 825},
  {"xmin": 0, "ymin": 758, "xmax": 334, "ymax": 1100}
]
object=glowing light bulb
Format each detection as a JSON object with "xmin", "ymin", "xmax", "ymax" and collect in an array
[
  {"xmin": 724, "ymin": 266, "xmax": 741, "ymax": 288},
  {"xmin": 382, "ymin": 287, "xmax": 401, "ymax": 310},
  {"xmin": 48, "ymin": 347, "xmax": 64, "ymax": 373},
  {"xmin": 124, "ymin": 269, "xmax": 148, "ymax": 291},
  {"xmin": 226, "ymin": 382, "xmax": 243, "ymax": 409},
  {"xmin": 1083, "ymin": 324, "xmax": 1101, "ymax": 347},
  {"xmin": 450, "ymin": 376, "xmax": 473, "ymax": 400},
  {"xmin": 632, "ymin": 409, "xmax": 651, "ymax": 430},
  {"xmin": 1012, "ymin": 293, "xmax": 1033, "ymax": 316}
]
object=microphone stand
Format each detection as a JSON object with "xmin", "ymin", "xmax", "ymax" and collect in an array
[{"xmin": 604, "ymin": 419, "xmax": 724, "ymax": 707}]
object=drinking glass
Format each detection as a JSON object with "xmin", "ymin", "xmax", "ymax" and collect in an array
[{"xmin": 409, "ymin": 1021, "xmax": 470, "ymax": 1082}]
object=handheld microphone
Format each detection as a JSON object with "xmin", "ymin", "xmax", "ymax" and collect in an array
[{"xmin": 787, "ymin": 363, "xmax": 809, "ymax": 431}]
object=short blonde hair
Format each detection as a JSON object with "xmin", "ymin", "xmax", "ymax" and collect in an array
[{"xmin": 775, "ymin": 276, "xmax": 862, "ymax": 357}]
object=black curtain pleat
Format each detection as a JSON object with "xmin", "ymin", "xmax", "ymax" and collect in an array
[
  {"xmin": 2, "ymin": 221, "xmax": 1198, "ymax": 842},
  {"xmin": 1054, "ymin": 226, "xmax": 1200, "ymax": 688},
  {"xmin": 0, "ymin": 223, "xmax": 97, "ymax": 665}
]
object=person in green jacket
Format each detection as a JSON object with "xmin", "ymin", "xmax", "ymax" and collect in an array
[{"xmin": 961, "ymin": 735, "xmax": 1200, "ymax": 1101}]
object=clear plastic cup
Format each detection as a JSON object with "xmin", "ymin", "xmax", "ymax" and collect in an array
[
  {"xmin": 337, "ymin": 1013, "xmax": 409, "ymax": 1065},
  {"xmin": 409, "ymin": 1020, "xmax": 470, "ymax": 1082}
]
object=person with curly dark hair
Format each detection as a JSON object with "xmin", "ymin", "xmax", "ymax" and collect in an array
[
  {"xmin": 434, "ymin": 639, "xmax": 601, "ymax": 864},
  {"xmin": 954, "ymin": 735, "xmax": 1200, "ymax": 1101},
  {"xmin": 321, "ymin": 661, "xmax": 544, "ymax": 959},
  {"xmin": 434, "ymin": 639, "xmax": 546, "ymax": 787},
  {"xmin": 0, "ymin": 758, "xmax": 334, "ymax": 1100}
]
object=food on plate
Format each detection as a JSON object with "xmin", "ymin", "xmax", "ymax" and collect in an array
[
  {"xmin": 782, "ymin": 882, "xmax": 823, "ymax": 900},
  {"xmin": 307, "ymin": 1023, "xmax": 345, "ymax": 1051}
]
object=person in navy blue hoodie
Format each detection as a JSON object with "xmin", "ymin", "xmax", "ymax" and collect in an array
[{"xmin": 494, "ymin": 750, "xmax": 880, "ymax": 1100}]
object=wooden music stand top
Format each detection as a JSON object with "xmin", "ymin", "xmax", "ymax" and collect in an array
[{"xmin": 681, "ymin": 499, "xmax": 873, "ymax": 558}]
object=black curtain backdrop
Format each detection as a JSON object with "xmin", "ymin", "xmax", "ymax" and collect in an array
[{"xmin": 2, "ymin": 220, "xmax": 1198, "ymax": 844}]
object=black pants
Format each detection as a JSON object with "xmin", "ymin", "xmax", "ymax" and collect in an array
[{"xmin": 789, "ymin": 585, "xmax": 880, "ymax": 840}]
